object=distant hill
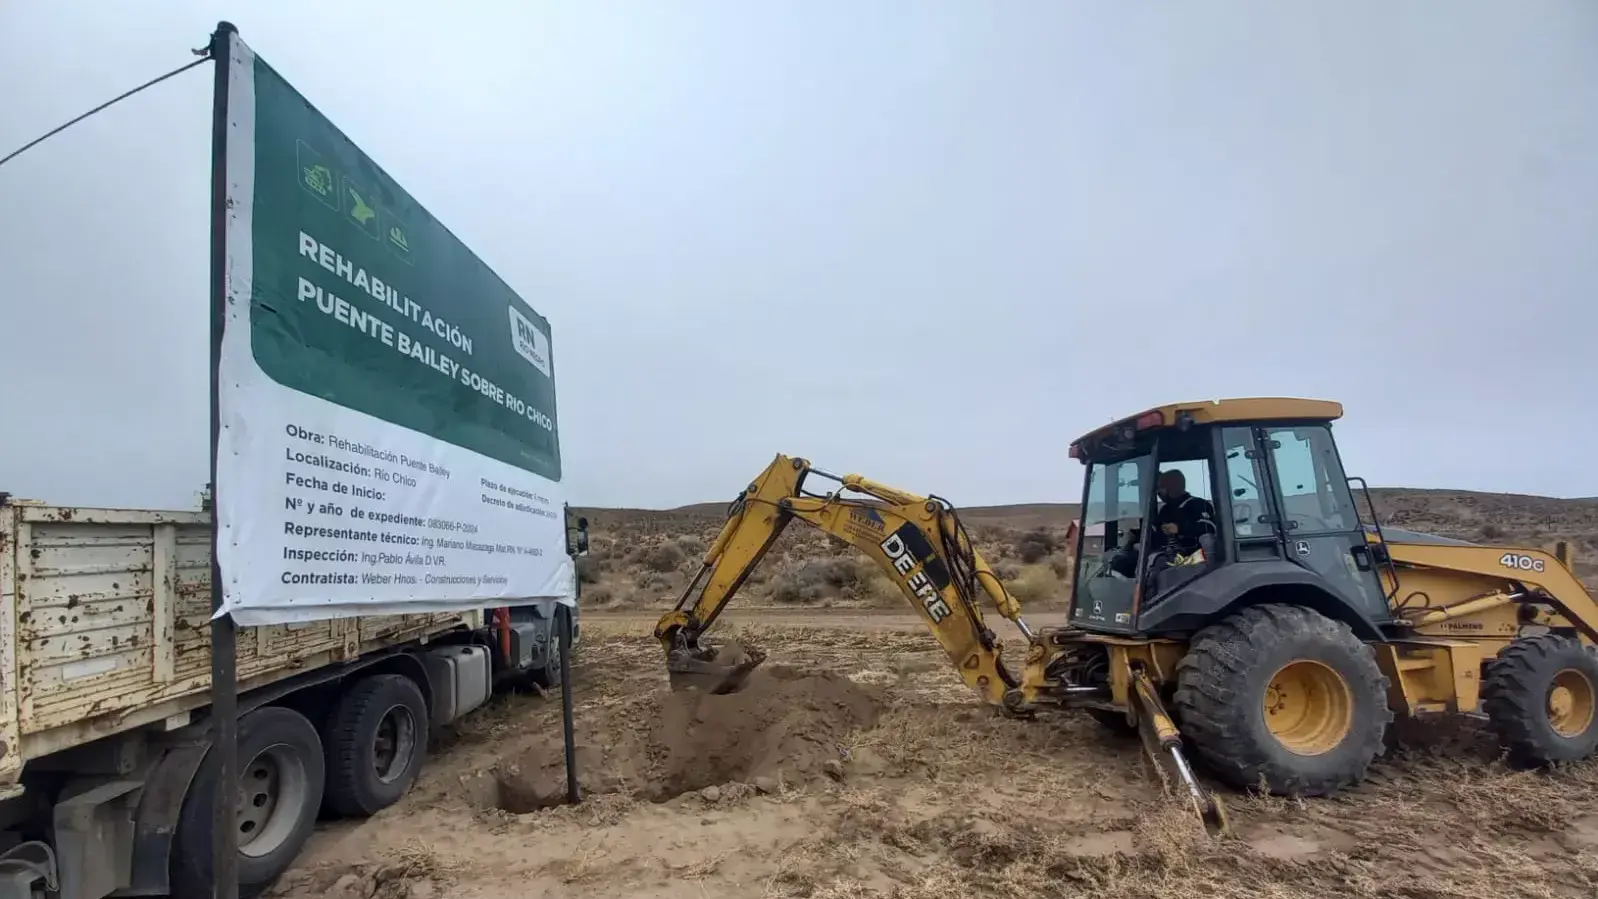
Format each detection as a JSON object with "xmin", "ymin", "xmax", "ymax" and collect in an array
[
  {"xmin": 582, "ymin": 489, "xmax": 1598, "ymax": 552},
  {"xmin": 571, "ymin": 488, "xmax": 1598, "ymax": 609}
]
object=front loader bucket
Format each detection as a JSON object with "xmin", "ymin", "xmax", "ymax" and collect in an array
[{"xmin": 667, "ymin": 642, "xmax": 767, "ymax": 694}]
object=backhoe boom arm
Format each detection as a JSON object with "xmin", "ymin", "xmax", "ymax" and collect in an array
[{"xmin": 654, "ymin": 454, "xmax": 1031, "ymax": 708}]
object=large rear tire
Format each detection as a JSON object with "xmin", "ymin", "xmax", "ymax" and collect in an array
[
  {"xmin": 323, "ymin": 673, "xmax": 430, "ymax": 817},
  {"xmin": 1482, "ymin": 633, "xmax": 1598, "ymax": 766},
  {"xmin": 1172, "ymin": 603, "xmax": 1392, "ymax": 797},
  {"xmin": 170, "ymin": 706, "xmax": 326, "ymax": 899}
]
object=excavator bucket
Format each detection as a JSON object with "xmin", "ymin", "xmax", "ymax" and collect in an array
[{"xmin": 667, "ymin": 641, "xmax": 767, "ymax": 694}]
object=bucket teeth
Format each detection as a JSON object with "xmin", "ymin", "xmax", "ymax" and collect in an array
[{"xmin": 667, "ymin": 642, "xmax": 766, "ymax": 694}]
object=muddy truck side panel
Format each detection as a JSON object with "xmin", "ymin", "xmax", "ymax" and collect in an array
[{"xmin": 0, "ymin": 498, "xmax": 579, "ymax": 899}]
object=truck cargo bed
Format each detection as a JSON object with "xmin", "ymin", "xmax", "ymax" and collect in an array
[{"xmin": 0, "ymin": 499, "xmax": 473, "ymax": 788}]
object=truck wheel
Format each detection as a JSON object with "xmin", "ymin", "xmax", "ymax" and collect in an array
[
  {"xmin": 170, "ymin": 706, "xmax": 325, "ymax": 899},
  {"xmin": 1482, "ymin": 633, "xmax": 1598, "ymax": 766},
  {"xmin": 1172, "ymin": 603, "xmax": 1391, "ymax": 797},
  {"xmin": 323, "ymin": 673, "xmax": 429, "ymax": 817},
  {"xmin": 530, "ymin": 606, "xmax": 570, "ymax": 689}
]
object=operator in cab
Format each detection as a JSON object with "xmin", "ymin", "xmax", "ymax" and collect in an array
[{"xmin": 1154, "ymin": 469, "xmax": 1215, "ymax": 553}]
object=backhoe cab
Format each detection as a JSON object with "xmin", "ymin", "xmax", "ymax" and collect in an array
[
  {"xmin": 1066, "ymin": 397, "xmax": 1387, "ymax": 641},
  {"xmin": 1058, "ymin": 398, "xmax": 1598, "ymax": 802},
  {"xmin": 653, "ymin": 398, "xmax": 1598, "ymax": 836}
]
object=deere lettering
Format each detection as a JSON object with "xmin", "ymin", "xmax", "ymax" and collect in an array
[{"xmin": 879, "ymin": 532, "xmax": 953, "ymax": 623}]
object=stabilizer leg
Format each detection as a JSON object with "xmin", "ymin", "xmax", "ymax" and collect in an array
[{"xmin": 1130, "ymin": 669, "xmax": 1229, "ymax": 836}]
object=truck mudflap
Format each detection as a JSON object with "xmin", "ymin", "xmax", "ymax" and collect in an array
[
  {"xmin": 0, "ymin": 745, "xmax": 205, "ymax": 899},
  {"xmin": 54, "ymin": 780, "xmax": 143, "ymax": 899},
  {"xmin": 123, "ymin": 740, "xmax": 210, "ymax": 896}
]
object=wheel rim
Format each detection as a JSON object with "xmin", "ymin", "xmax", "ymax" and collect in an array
[
  {"xmin": 237, "ymin": 743, "xmax": 311, "ymax": 858},
  {"xmin": 1263, "ymin": 659, "xmax": 1355, "ymax": 756},
  {"xmin": 1548, "ymin": 668, "xmax": 1596, "ymax": 738},
  {"xmin": 373, "ymin": 704, "xmax": 419, "ymax": 784}
]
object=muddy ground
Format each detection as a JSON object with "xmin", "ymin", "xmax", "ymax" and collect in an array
[{"xmin": 273, "ymin": 611, "xmax": 1598, "ymax": 899}]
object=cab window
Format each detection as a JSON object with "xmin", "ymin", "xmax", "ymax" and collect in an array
[
  {"xmin": 1155, "ymin": 459, "xmax": 1213, "ymax": 501},
  {"xmin": 1220, "ymin": 427, "xmax": 1271, "ymax": 538},
  {"xmin": 1264, "ymin": 426, "xmax": 1358, "ymax": 533}
]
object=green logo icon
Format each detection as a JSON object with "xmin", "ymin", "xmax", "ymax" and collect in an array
[
  {"xmin": 349, "ymin": 188, "xmax": 376, "ymax": 224},
  {"xmin": 341, "ymin": 175, "xmax": 382, "ymax": 240},
  {"xmin": 294, "ymin": 139, "xmax": 339, "ymax": 211},
  {"xmin": 303, "ymin": 163, "xmax": 334, "ymax": 199},
  {"xmin": 381, "ymin": 208, "xmax": 413, "ymax": 265}
]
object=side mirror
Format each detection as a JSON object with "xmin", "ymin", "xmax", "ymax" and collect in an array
[{"xmin": 565, "ymin": 509, "xmax": 590, "ymax": 556}]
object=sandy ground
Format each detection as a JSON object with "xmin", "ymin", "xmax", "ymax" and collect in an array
[{"xmin": 272, "ymin": 609, "xmax": 1598, "ymax": 899}]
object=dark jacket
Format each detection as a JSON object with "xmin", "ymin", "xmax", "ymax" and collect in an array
[{"xmin": 1154, "ymin": 493, "xmax": 1215, "ymax": 550}]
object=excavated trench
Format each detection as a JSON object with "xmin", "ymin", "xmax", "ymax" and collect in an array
[{"xmin": 484, "ymin": 661, "xmax": 883, "ymax": 812}]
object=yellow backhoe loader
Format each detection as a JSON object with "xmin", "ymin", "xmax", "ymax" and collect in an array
[{"xmin": 653, "ymin": 398, "xmax": 1598, "ymax": 834}]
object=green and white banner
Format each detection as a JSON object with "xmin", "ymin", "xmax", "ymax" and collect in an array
[{"xmin": 216, "ymin": 33, "xmax": 572, "ymax": 626}]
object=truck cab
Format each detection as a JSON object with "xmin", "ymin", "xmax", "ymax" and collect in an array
[{"xmin": 1065, "ymin": 398, "xmax": 1394, "ymax": 640}]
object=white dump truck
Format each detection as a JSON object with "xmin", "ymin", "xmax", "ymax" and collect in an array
[{"xmin": 0, "ymin": 495, "xmax": 585, "ymax": 899}]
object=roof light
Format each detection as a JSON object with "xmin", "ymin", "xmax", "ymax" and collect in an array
[{"xmin": 1135, "ymin": 411, "xmax": 1164, "ymax": 430}]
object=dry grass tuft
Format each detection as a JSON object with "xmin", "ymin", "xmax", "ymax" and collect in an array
[
  {"xmin": 383, "ymin": 839, "xmax": 457, "ymax": 881},
  {"xmin": 539, "ymin": 837, "xmax": 616, "ymax": 885}
]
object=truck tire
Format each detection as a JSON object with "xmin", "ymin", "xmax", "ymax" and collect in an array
[
  {"xmin": 1482, "ymin": 633, "xmax": 1598, "ymax": 766},
  {"xmin": 170, "ymin": 705, "xmax": 326, "ymax": 899},
  {"xmin": 1172, "ymin": 603, "xmax": 1391, "ymax": 797},
  {"xmin": 529, "ymin": 606, "xmax": 570, "ymax": 690},
  {"xmin": 323, "ymin": 673, "xmax": 430, "ymax": 817}
]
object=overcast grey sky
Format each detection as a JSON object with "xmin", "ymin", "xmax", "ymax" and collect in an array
[{"xmin": 3, "ymin": 2, "xmax": 1596, "ymax": 511}]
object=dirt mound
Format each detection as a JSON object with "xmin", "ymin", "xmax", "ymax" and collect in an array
[
  {"xmin": 485, "ymin": 662, "xmax": 883, "ymax": 812},
  {"xmin": 643, "ymin": 663, "xmax": 882, "ymax": 800}
]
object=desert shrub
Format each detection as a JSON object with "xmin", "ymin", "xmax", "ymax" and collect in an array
[
  {"xmin": 643, "ymin": 541, "xmax": 686, "ymax": 573},
  {"xmin": 634, "ymin": 570, "xmax": 673, "ymax": 591},
  {"xmin": 581, "ymin": 584, "xmax": 615, "ymax": 605},
  {"xmin": 675, "ymin": 534, "xmax": 707, "ymax": 557},
  {"xmin": 770, "ymin": 558, "xmax": 866, "ymax": 604},
  {"xmin": 770, "ymin": 571, "xmax": 824, "ymax": 605},
  {"xmin": 1480, "ymin": 523, "xmax": 1505, "ymax": 541},
  {"xmin": 854, "ymin": 567, "xmax": 902, "ymax": 607},
  {"xmin": 574, "ymin": 555, "xmax": 604, "ymax": 585},
  {"xmin": 744, "ymin": 562, "xmax": 771, "ymax": 585},
  {"xmin": 1017, "ymin": 528, "xmax": 1059, "ymax": 564},
  {"xmin": 993, "ymin": 560, "xmax": 1024, "ymax": 581},
  {"xmin": 1006, "ymin": 564, "xmax": 1063, "ymax": 605},
  {"xmin": 1048, "ymin": 555, "xmax": 1075, "ymax": 580}
]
